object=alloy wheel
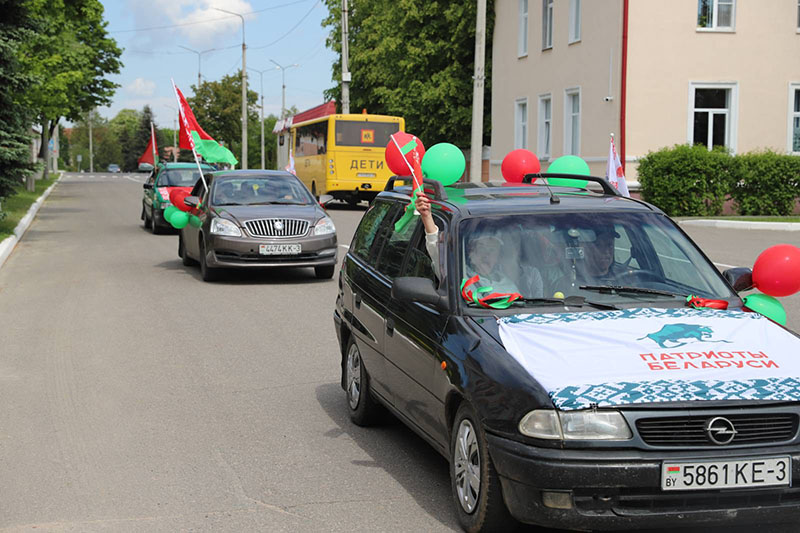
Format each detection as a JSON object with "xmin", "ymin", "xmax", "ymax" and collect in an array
[
  {"xmin": 454, "ymin": 419, "xmax": 481, "ymax": 514},
  {"xmin": 346, "ymin": 342, "xmax": 362, "ymax": 410}
]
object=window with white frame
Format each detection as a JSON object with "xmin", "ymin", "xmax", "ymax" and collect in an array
[
  {"xmin": 542, "ymin": 0, "xmax": 553, "ymax": 49},
  {"xmin": 569, "ymin": 0, "xmax": 581, "ymax": 43},
  {"xmin": 518, "ymin": 0, "xmax": 529, "ymax": 56},
  {"xmin": 565, "ymin": 89, "xmax": 580, "ymax": 155},
  {"xmin": 515, "ymin": 99, "xmax": 528, "ymax": 149},
  {"xmin": 697, "ymin": 0, "xmax": 735, "ymax": 30},
  {"xmin": 790, "ymin": 84, "xmax": 800, "ymax": 153},
  {"xmin": 690, "ymin": 84, "xmax": 736, "ymax": 149},
  {"xmin": 538, "ymin": 95, "xmax": 552, "ymax": 159}
]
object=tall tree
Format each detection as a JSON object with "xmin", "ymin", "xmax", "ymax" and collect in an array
[
  {"xmin": 126, "ymin": 105, "xmax": 156, "ymax": 172},
  {"xmin": 321, "ymin": 0, "xmax": 494, "ymax": 148}
]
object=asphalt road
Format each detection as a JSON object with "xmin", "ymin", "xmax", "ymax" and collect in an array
[{"xmin": 0, "ymin": 172, "xmax": 797, "ymax": 533}]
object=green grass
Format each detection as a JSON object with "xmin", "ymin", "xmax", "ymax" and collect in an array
[
  {"xmin": 677, "ymin": 216, "xmax": 800, "ymax": 223},
  {"xmin": 0, "ymin": 175, "xmax": 59, "ymax": 241}
]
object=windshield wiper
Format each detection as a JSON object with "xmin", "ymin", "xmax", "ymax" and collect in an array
[
  {"xmin": 215, "ymin": 202, "xmax": 243, "ymax": 206},
  {"xmin": 510, "ymin": 296, "xmax": 619, "ymax": 311},
  {"xmin": 248, "ymin": 201, "xmax": 307, "ymax": 206},
  {"xmin": 579, "ymin": 285, "xmax": 680, "ymax": 297}
]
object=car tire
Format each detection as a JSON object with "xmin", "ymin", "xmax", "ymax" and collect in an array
[
  {"xmin": 344, "ymin": 337, "xmax": 381, "ymax": 426},
  {"xmin": 315, "ymin": 265, "xmax": 335, "ymax": 279},
  {"xmin": 450, "ymin": 402, "xmax": 516, "ymax": 533},
  {"xmin": 143, "ymin": 205, "xmax": 152, "ymax": 229},
  {"xmin": 151, "ymin": 213, "xmax": 162, "ymax": 234},
  {"xmin": 347, "ymin": 196, "xmax": 359, "ymax": 208},
  {"xmin": 179, "ymin": 234, "xmax": 197, "ymax": 266},
  {"xmin": 199, "ymin": 238, "xmax": 219, "ymax": 282}
]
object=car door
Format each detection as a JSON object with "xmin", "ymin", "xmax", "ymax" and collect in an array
[
  {"xmin": 345, "ymin": 199, "xmax": 398, "ymax": 402},
  {"xmin": 183, "ymin": 176, "xmax": 212, "ymax": 260},
  {"xmin": 379, "ymin": 211, "xmax": 451, "ymax": 445},
  {"xmin": 143, "ymin": 170, "xmax": 156, "ymax": 219}
]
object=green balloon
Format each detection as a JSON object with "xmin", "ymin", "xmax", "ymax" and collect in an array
[
  {"xmin": 546, "ymin": 155, "xmax": 590, "ymax": 188},
  {"xmin": 743, "ymin": 293, "xmax": 787, "ymax": 326},
  {"xmin": 163, "ymin": 205, "xmax": 178, "ymax": 223},
  {"xmin": 188, "ymin": 214, "xmax": 202, "ymax": 228},
  {"xmin": 170, "ymin": 210, "xmax": 189, "ymax": 229},
  {"xmin": 421, "ymin": 143, "xmax": 465, "ymax": 186}
]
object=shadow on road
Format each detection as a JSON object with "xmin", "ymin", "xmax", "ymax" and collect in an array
[
  {"xmin": 154, "ymin": 259, "xmax": 337, "ymax": 286},
  {"xmin": 324, "ymin": 201, "xmax": 369, "ymax": 212}
]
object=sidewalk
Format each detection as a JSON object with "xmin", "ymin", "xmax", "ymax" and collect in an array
[
  {"xmin": 0, "ymin": 172, "xmax": 63, "ymax": 270},
  {"xmin": 678, "ymin": 219, "xmax": 800, "ymax": 232}
]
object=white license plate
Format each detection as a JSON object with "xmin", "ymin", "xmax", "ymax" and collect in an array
[
  {"xmin": 259, "ymin": 244, "xmax": 301, "ymax": 255},
  {"xmin": 661, "ymin": 456, "xmax": 791, "ymax": 491},
  {"xmin": 356, "ymin": 172, "xmax": 375, "ymax": 177}
]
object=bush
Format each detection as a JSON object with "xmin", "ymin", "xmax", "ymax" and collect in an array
[
  {"xmin": 638, "ymin": 144, "xmax": 732, "ymax": 216},
  {"xmin": 728, "ymin": 151, "xmax": 800, "ymax": 216}
]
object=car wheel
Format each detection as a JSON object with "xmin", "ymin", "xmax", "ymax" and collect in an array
[
  {"xmin": 151, "ymin": 213, "xmax": 162, "ymax": 234},
  {"xmin": 450, "ymin": 402, "xmax": 515, "ymax": 533},
  {"xmin": 199, "ymin": 238, "xmax": 219, "ymax": 282},
  {"xmin": 179, "ymin": 234, "xmax": 197, "ymax": 266},
  {"xmin": 143, "ymin": 205, "xmax": 152, "ymax": 229},
  {"xmin": 315, "ymin": 265, "xmax": 335, "ymax": 279},
  {"xmin": 345, "ymin": 337, "xmax": 381, "ymax": 426},
  {"xmin": 347, "ymin": 196, "xmax": 359, "ymax": 208}
]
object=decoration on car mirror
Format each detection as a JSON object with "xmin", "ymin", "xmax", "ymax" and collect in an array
[{"xmin": 460, "ymin": 275, "xmax": 521, "ymax": 309}]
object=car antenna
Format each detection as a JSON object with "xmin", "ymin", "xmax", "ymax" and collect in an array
[{"xmin": 524, "ymin": 173, "xmax": 560, "ymax": 204}]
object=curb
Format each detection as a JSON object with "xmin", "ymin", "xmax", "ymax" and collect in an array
[
  {"xmin": 0, "ymin": 172, "xmax": 64, "ymax": 271},
  {"xmin": 679, "ymin": 219, "xmax": 800, "ymax": 232}
]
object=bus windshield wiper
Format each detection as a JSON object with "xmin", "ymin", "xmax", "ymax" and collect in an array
[{"xmin": 579, "ymin": 285, "xmax": 680, "ymax": 297}]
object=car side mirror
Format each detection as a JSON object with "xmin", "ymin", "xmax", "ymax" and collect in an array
[
  {"xmin": 184, "ymin": 196, "xmax": 200, "ymax": 208},
  {"xmin": 392, "ymin": 277, "xmax": 442, "ymax": 307},
  {"xmin": 318, "ymin": 194, "xmax": 334, "ymax": 206},
  {"xmin": 722, "ymin": 267, "xmax": 754, "ymax": 292},
  {"xmin": 142, "ymin": 183, "xmax": 153, "ymax": 190}
]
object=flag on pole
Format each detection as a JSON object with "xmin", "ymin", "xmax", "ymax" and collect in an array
[
  {"xmin": 606, "ymin": 134, "xmax": 630, "ymax": 197},
  {"xmin": 285, "ymin": 146, "xmax": 295, "ymax": 174},
  {"xmin": 138, "ymin": 122, "xmax": 158, "ymax": 166},
  {"xmin": 174, "ymin": 85, "xmax": 238, "ymax": 166}
]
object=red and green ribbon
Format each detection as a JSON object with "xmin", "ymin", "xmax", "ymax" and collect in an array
[
  {"xmin": 686, "ymin": 294, "xmax": 728, "ymax": 310},
  {"xmin": 460, "ymin": 275, "xmax": 521, "ymax": 309}
]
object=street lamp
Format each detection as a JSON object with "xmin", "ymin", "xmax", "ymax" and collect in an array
[
  {"xmin": 269, "ymin": 60, "xmax": 299, "ymax": 120},
  {"xmin": 214, "ymin": 7, "xmax": 248, "ymax": 169},
  {"xmin": 248, "ymin": 67, "xmax": 272, "ymax": 169},
  {"xmin": 178, "ymin": 45, "xmax": 214, "ymax": 89},
  {"xmin": 165, "ymin": 105, "xmax": 178, "ymax": 162}
]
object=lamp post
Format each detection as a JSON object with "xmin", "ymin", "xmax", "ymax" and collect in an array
[
  {"xmin": 269, "ymin": 60, "xmax": 299, "ymax": 120},
  {"xmin": 214, "ymin": 7, "xmax": 247, "ymax": 169},
  {"xmin": 165, "ymin": 105, "xmax": 178, "ymax": 162},
  {"xmin": 248, "ymin": 67, "xmax": 270, "ymax": 169},
  {"xmin": 178, "ymin": 45, "xmax": 214, "ymax": 89}
]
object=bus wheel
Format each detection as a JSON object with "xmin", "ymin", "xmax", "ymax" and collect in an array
[
  {"xmin": 311, "ymin": 182, "xmax": 318, "ymax": 200},
  {"xmin": 347, "ymin": 196, "xmax": 359, "ymax": 208}
]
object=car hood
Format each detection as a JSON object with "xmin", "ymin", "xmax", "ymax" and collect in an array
[{"xmin": 212, "ymin": 203, "xmax": 324, "ymax": 224}]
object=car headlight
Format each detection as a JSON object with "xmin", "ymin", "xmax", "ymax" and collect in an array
[
  {"xmin": 519, "ymin": 409, "xmax": 632, "ymax": 440},
  {"xmin": 313, "ymin": 216, "xmax": 336, "ymax": 236},
  {"xmin": 210, "ymin": 217, "xmax": 241, "ymax": 237}
]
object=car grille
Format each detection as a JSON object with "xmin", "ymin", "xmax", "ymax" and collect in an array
[
  {"xmin": 245, "ymin": 218, "xmax": 309, "ymax": 238},
  {"xmin": 636, "ymin": 413, "xmax": 798, "ymax": 447}
]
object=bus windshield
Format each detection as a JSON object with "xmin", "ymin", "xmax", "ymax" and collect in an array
[{"xmin": 334, "ymin": 121, "xmax": 400, "ymax": 147}]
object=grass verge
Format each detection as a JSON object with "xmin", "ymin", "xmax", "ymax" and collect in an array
[{"xmin": 0, "ymin": 175, "xmax": 59, "ymax": 241}]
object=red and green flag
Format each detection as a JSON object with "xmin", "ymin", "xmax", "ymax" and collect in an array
[{"xmin": 174, "ymin": 84, "xmax": 238, "ymax": 166}]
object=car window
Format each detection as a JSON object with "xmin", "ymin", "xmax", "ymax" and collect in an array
[
  {"xmin": 376, "ymin": 203, "xmax": 418, "ymax": 279},
  {"xmin": 158, "ymin": 168, "xmax": 212, "ymax": 187},
  {"xmin": 210, "ymin": 176, "xmax": 313, "ymax": 206},
  {"xmin": 351, "ymin": 200, "xmax": 395, "ymax": 266},
  {"xmin": 402, "ymin": 218, "xmax": 444, "ymax": 284}
]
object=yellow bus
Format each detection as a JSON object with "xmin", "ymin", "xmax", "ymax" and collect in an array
[{"xmin": 291, "ymin": 113, "xmax": 405, "ymax": 205}]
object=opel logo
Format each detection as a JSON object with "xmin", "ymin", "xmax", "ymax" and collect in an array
[
  {"xmin": 274, "ymin": 221, "xmax": 284, "ymax": 231},
  {"xmin": 704, "ymin": 416, "xmax": 738, "ymax": 445}
]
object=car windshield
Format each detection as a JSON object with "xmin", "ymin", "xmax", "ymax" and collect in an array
[
  {"xmin": 210, "ymin": 176, "xmax": 314, "ymax": 206},
  {"xmin": 158, "ymin": 169, "xmax": 209, "ymax": 187},
  {"xmin": 458, "ymin": 212, "xmax": 734, "ymax": 306}
]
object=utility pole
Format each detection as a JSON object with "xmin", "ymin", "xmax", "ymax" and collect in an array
[
  {"xmin": 341, "ymin": 0, "xmax": 351, "ymax": 114},
  {"xmin": 88, "ymin": 109, "xmax": 94, "ymax": 173},
  {"xmin": 469, "ymin": 0, "xmax": 487, "ymax": 183},
  {"xmin": 270, "ymin": 60, "xmax": 299, "ymax": 120},
  {"xmin": 215, "ymin": 8, "xmax": 247, "ymax": 169},
  {"xmin": 178, "ymin": 45, "xmax": 214, "ymax": 89},
  {"xmin": 248, "ymin": 67, "xmax": 270, "ymax": 169}
]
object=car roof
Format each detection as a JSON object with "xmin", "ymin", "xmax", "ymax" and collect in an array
[
  {"xmin": 159, "ymin": 162, "xmax": 214, "ymax": 170},
  {"xmin": 209, "ymin": 170, "xmax": 298, "ymax": 181}
]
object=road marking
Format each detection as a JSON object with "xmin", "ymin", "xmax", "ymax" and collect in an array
[{"xmin": 121, "ymin": 175, "xmax": 145, "ymax": 183}]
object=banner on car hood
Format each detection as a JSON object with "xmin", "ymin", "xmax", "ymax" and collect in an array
[{"xmin": 498, "ymin": 308, "xmax": 800, "ymax": 410}]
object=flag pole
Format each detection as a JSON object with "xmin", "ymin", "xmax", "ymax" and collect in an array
[
  {"xmin": 171, "ymin": 78, "xmax": 209, "ymax": 196},
  {"xmin": 150, "ymin": 121, "xmax": 157, "ymax": 166}
]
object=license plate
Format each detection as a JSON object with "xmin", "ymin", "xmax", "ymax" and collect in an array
[
  {"xmin": 661, "ymin": 456, "xmax": 791, "ymax": 491},
  {"xmin": 357, "ymin": 172, "xmax": 375, "ymax": 178},
  {"xmin": 259, "ymin": 244, "xmax": 301, "ymax": 255}
]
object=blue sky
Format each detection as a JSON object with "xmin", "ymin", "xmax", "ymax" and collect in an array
[{"xmin": 99, "ymin": 0, "xmax": 337, "ymax": 129}]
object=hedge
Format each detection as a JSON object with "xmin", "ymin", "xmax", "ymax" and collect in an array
[{"xmin": 637, "ymin": 145, "xmax": 800, "ymax": 217}]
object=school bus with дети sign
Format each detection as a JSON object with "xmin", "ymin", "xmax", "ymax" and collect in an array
[{"xmin": 291, "ymin": 113, "xmax": 405, "ymax": 205}]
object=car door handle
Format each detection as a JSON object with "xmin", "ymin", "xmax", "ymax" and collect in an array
[
  {"xmin": 354, "ymin": 293, "xmax": 361, "ymax": 308},
  {"xmin": 386, "ymin": 318, "xmax": 394, "ymax": 336}
]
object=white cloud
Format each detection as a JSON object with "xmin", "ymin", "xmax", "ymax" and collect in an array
[{"xmin": 127, "ymin": 78, "xmax": 156, "ymax": 97}]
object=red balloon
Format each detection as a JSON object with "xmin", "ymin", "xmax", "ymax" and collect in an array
[
  {"xmin": 752, "ymin": 244, "xmax": 800, "ymax": 297},
  {"xmin": 385, "ymin": 132, "xmax": 425, "ymax": 176},
  {"xmin": 501, "ymin": 149, "xmax": 540, "ymax": 183},
  {"xmin": 169, "ymin": 189, "xmax": 191, "ymax": 212}
]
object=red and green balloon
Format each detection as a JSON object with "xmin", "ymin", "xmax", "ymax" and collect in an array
[{"xmin": 742, "ymin": 244, "xmax": 800, "ymax": 325}]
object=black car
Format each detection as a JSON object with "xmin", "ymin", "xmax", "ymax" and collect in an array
[{"xmin": 333, "ymin": 175, "xmax": 800, "ymax": 532}]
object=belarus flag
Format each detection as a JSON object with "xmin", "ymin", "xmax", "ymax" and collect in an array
[
  {"xmin": 606, "ymin": 134, "xmax": 630, "ymax": 197},
  {"xmin": 174, "ymin": 84, "xmax": 238, "ymax": 166},
  {"xmin": 138, "ymin": 122, "xmax": 158, "ymax": 166}
]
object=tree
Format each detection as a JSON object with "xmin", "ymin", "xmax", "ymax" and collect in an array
[
  {"xmin": 321, "ymin": 0, "xmax": 494, "ymax": 148},
  {"xmin": 125, "ymin": 105, "xmax": 156, "ymax": 172}
]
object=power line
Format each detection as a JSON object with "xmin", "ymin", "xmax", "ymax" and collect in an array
[
  {"xmin": 108, "ymin": 0, "xmax": 312, "ymax": 34},
  {"xmin": 249, "ymin": 0, "xmax": 321, "ymax": 50}
]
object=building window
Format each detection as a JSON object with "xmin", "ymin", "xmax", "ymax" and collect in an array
[
  {"xmin": 690, "ymin": 84, "xmax": 737, "ymax": 150},
  {"xmin": 790, "ymin": 85, "xmax": 800, "ymax": 154},
  {"xmin": 515, "ymin": 99, "xmax": 528, "ymax": 149},
  {"xmin": 564, "ymin": 89, "xmax": 580, "ymax": 155},
  {"xmin": 569, "ymin": 0, "xmax": 581, "ymax": 43},
  {"xmin": 542, "ymin": 0, "xmax": 553, "ymax": 50},
  {"xmin": 538, "ymin": 95, "xmax": 552, "ymax": 159},
  {"xmin": 518, "ymin": 0, "xmax": 528, "ymax": 56},
  {"xmin": 697, "ymin": 0, "xmax": 735, "ymax": 30}
]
